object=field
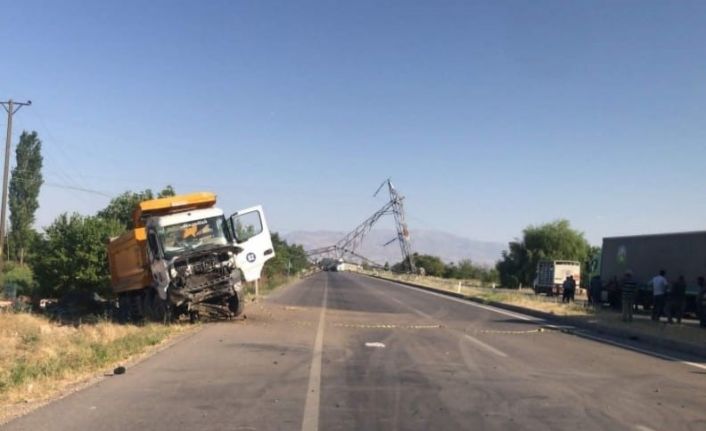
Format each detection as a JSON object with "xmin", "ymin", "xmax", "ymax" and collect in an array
[{"xmin": 0, "ymin": 312, "xmax": 187, "ymax": 421}]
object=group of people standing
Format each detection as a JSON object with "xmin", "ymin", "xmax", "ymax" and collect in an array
[{"xmin": 620, "ymin": 269, "xmax": 706, "ymax": 326}]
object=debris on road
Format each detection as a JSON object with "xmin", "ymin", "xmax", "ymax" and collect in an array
[
  {"xmin": 113, "ymin": 366, "xmax": 126, "ymax": 375},
  {"xmin": 365, "ymin": 342, "xmax": 386, "ymax": 348}
]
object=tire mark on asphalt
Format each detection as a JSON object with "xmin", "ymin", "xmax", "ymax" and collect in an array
[
  {"xmin": 463, "ymin": 334, "xmax": 508, "ymax": 358},
  {"xmin": 301, "ymin": 274, "xmax": 328, "ymax": 431}
]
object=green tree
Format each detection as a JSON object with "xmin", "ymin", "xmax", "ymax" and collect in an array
[
  {"xmin": 263, "ymin": 233, "xmax": 309, "ymax": 279},
  {"xmin": 1, "ymin": 261, "xmax": 36, "ymax": 296},
  {"xmin": 496, "ymin": 219, "xmax": 590, "ymax": 288},
  {"xmin": 32, "ymin": 213, "xmax": 123, "ymax": 297},
  {"xmin": 408, "ymin": 253, "xmax": 445, "ymax": 277},
  {"xmin": 158, "ymin": 185, "xmax": 175, "ymax": 197},
  {"xmin": 8, "ymin": 131, "xmax": 43, "ymax": 265},
  {"xmin": 97, "ymin": 185, "xmax": 176, "ymax": 229}
]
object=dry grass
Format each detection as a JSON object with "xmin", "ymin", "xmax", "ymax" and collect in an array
[{"xmin": 0, "ymin": 312, "xmax": 184, "ymax": 413}]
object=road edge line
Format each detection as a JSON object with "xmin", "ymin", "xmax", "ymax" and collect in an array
[{"xmin": 358, "ymin": 272, "xmax": 706, "ymax": 368}]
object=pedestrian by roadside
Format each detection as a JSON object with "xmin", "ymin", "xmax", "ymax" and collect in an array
[
  {"xmin": 650, "ymin": 270, "xmax": 669, "ymax": 322},
  {"xmin": 589, "ymin": 275, "xmax": 602, "ymax": 307},
  {"xmin": 698, "ymin": 276, "xmax": 706, "ymax": 328},
  {"xmin": 569, "ymin": 275, "xmax": 577, "ymax": 302},
  {"xmin": 621, "ymin": 271, "xmax": 637, "ymax": 322},
  {"xmin": 562, "ymin": 276, "xmax": 571, "ymax": 303},
  {"xmin": 668, "ymin": 275, "xmax": 686, "ymax": 324}
]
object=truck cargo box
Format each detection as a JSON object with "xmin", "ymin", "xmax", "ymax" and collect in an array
[
  {"xmin": 108, "ymin": 227, "xmax": 151, "ymax": 294},
  {"xmin": 601, "ymin": 231, "xmax": 706, "ymax": 297}
]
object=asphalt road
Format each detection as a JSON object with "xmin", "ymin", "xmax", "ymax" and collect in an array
[{"xmin": 4, "ymin": 272, "xmax": 706, "ymax": 430}]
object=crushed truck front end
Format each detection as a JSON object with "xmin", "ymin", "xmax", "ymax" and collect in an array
[
  {"xmin": 148, "ymin": 207, "xmax": 244, "ymax": 320},
  {"xmin": 107, "ymin": 192, "xmax": 275, "ymax": 323}
]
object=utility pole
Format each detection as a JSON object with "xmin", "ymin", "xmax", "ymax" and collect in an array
[{"xmin": 0, "ymin": 99, "xmax": 31, "ymax": 272}]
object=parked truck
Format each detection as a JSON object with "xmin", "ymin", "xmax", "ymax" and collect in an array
[
  {"xmin": 600, "ymin": 231, "xmax": 706, "ymax": 311},
  {"xmin": 108, "ymin": 192, "xmax": 275, "ymax": 322},
  {"xmin": 533, "ymin": 260, "xmax": 581, "ymax": 296}
]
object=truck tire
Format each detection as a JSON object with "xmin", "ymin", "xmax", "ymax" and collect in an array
[
  {"xmin": 228, "ymin": 295, "xmax": 244, "ymax": 317},
  {"xmin": 144, "ymin": 289, "xmax": 171, "ymax": 324}
]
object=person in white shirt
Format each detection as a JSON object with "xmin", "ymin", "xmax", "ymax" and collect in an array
[{"xmin": 650, "ymin": 270, "xmax": 669, "ymax": 321}]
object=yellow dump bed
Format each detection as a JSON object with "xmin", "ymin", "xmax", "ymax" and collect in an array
[{"xmin": 108, "ymin": 227, "xmax": 150, "ymax": 294}]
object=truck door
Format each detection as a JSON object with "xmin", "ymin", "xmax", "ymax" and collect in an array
[{"xmin": 228, "ymin": 205, "xmax": 275, "ymax": 282}]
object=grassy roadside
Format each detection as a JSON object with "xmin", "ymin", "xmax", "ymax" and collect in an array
[
  {"xmin": 0, "ymin": 312, "xmax": 187, "ymax": 418},
  {"xmin": 361, "ymin": 269, "xmax": 591, "ymax": 316},
  {"xmin": 362, "ymin": 270, "xmax": 706, "ymax": 350}
]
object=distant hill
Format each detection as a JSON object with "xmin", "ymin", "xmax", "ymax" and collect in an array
[{"xmin": 282, "ymin": 229, "xmax": 505, "ymax": 267}]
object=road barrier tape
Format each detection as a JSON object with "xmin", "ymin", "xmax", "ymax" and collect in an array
[
  {"xmin": 467, "ymin": 328, "xmax": 545, "ymax": 335},
  {"xmin": 333, "ymin": 323, "xmax": 442, "ymax": 329}
]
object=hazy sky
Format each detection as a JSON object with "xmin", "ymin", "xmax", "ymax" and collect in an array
[{"xmin": 2, "ymin": 0, "xmax": 706, "ymax": 245}]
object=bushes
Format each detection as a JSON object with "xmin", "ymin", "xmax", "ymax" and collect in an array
[
  {"xmin": 391, "ymin": 253, "xmax": 498, "ymax": 283},
  {"xmin": 1, "ymin": 262, "xmax": 36, "ymax": 297},
  {"xmin": 31, "ymin": 214, "xmax": 123, "ymax": 298}
]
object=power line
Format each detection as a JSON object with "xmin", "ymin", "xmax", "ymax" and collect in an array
[
  {"xmin": 8, "ymin": 176, "xmax": 112, "ymax": 198},
  {"xmin": 30, "ymin": 108, "xmax": 91, "ymax": 191}
]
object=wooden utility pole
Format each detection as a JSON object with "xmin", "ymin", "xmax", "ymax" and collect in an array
[{"xmin": 0, "ymin": 99, "xmax": 31, "ymax": 272}]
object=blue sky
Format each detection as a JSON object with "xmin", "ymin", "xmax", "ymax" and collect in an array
[{"xmin": 2, "ymin": 0, "xmax": 706, "ymax": 245}]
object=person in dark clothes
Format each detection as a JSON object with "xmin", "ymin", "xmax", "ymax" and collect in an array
[
  {"xmin": 668, "ymin": 275, "xmax": 687, "ymax": 324},
  {"xmin": 621, "ymin": 271, "xmax": 637, "ymax": 322},
  {"xmin": 569, "ymin": 276, "xmax": 577, "ymax": 302},
  {"xmin": 589, "ymin": 275, "xmax": 602, "ymax": 307},
  {"xmin": 562, "ymin": 276, "xmax": 572, "ymax": 303}
]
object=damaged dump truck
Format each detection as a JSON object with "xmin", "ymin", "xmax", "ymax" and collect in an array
[{"xmin": 108, "ymin": 192, "xmax": 275, "ymax": 322}]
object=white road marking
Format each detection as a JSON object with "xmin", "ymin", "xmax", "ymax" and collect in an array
[
  {"xmin": 577, "ymin": 331, "xmax": 706, "ymax": 371},
  {"xmin": 364, "ymin": 275, "xmax": 510, "ymax": 360},
  {"xmin": 370, "ymin": 275, "xmax": 706, "ymax": 371},
  {"xmin": 464, "ymin": 334, "xmax": 508, "ymax": 358},
  {"xmin": 301, "ymin": 275, "xmax": 328, "ymax": 431},
  {"xmin": 365, "ymin": 342, "xmax": 386, "ymax": 348},
  {"xmin": 635, "ymin": 425, "xmax": 656, "ymax": 431}
]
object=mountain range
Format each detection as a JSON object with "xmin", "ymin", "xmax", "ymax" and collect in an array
[{"xmin": 282, "ymin": 229, "xmax": 506, "ymax": 267}]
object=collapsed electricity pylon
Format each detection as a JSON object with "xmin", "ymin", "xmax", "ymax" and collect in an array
[{"xmin": 306, "ymin": 179, "xmax": 416, "ymax": 272}]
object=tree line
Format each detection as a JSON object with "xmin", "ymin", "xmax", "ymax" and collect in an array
[
  {"xmin": 389, "ymin": 253, "xmax": 499, "ymax": 284},
  {"xmin": 495, "ymin": 219, "xmax": 599, "ymax": 288},
  {"xmin": 1, "ymin": 130, "xmax": 309, "ymax": 299},
  {"xmin": 2, "ymin": 131, "xmax": 597, "ymax": 297},
  {"xmin": 388, "ymin": 220, "xmax": 598, "ymax": 289}
]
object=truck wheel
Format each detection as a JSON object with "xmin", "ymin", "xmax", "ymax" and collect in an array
[
  {"xmin": 228, "ymin": 296, "xmax": 244, "ymax": 317},
  {"xmin": 189, "ymin": 311, "xmax": 199, "ymax": 324},
  {"xmin": 144, "ymin": 289, "xmax": 170, "ymax": 324}
]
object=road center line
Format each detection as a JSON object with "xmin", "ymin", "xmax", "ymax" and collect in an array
[
  {"xmin": 464, "ymin": 334, "xmax": 508, "ymax": 357},
  {"xmin": 301, "ymin": 275, "xmax": 328, "ymax": 431}
]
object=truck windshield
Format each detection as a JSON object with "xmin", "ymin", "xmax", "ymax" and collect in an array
[{"xmin": 159, "ymin": 216, "xmax": 229, "ymax": 259}]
